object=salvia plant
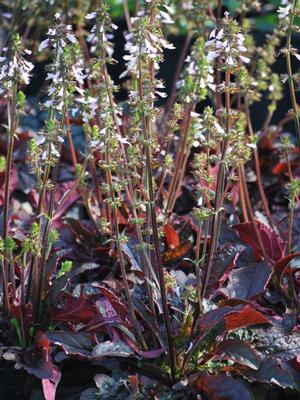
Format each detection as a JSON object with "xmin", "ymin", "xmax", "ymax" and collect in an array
[{"xmin": 0, "ymin": 0, "xmax": 300, "ymax": 399}]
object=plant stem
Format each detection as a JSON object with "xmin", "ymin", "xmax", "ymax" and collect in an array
[
  {"xmin": 160, "ymin": 34, "xmax": 192, "ymax": 132},
  {"xmin": 107, "ymin": 168, "xmax": 147, "ymax": 350},
  {"xmin": 66, "ymin": 113, "xmax": 77, "ymax": 169},
  {"xmin": 143, "ymin": 114, "xmax": 177, "ymax": 379},
  {"xmin": 34, "ymin": 155, "xmax": 61, "ymax": 322},
  {"xmin": 240, "ymin": 165, "xmax": 271, "ymax": 263},
  {"xmin": 166, "ymin": 104, "xmax": 193, "ymax": 216},
  {"xmin": 245, "ymin": 98, "xmax": 273, "ymax": 228},
  {"xmin": 123, "ymin": 0, "xmax": 132, "ymax": 31},
  {"xmin": 238, "ymin": 167, "xmax": 249, "ymax": 222},
  {"xmin": 3, "ymin": 81, "xmax": 18, "ymax": 239},
  {"xmin": 138, "ymin": 49, "xmax": 176, "ymax": 377},
  {"xmin": 2, "ymin": 81, "xmax": 18, "ymax": 314},
  {"xmin": 286, "ymin": 0, "xmax": 300, "ymax": 152},
  {"xmin": 195, "ymin": 222, "xmax": 203, "ymax": 312},
  {"xmin": 201, "ymin": 69, "xmax": 231, "ymax": 299}
]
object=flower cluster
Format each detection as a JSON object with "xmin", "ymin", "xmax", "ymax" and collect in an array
[
  {"xmin": 0, "ymin": 34, "xmax": 33, "ymax": 96},
  {"xmin": 75, "ymin": 5, "xmax": 118, "ymax": 125},
  {"xmin": 39, "ymin": 13, "xmax": 85, "ymax": 114},
  {"xmin": 120, "ymin": 4, "xmax": 175, "ymax": 96},
  {"xmin": 205, "ymin": 13, "xmax": 250, "ymax": 68},
  {"xmin": 86, "ymin": 6, "xmax": 117, "ymax": 58},
  {"xmin": 178, "ymin": 37, "xmax": 215, "ymax": 103},
  {"xmin": 277, "ymin": 0, "xmax": 293, "ymax": 20},
  {"xmin": 34, "ymin": 13, "xmax": 86, "ymax": 163},
  {"xmin": 82, "ymin": 6, "xmax": 124, "ymax": 148}
]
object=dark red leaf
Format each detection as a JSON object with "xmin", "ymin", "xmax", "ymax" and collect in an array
[
  {"xmin": 162, "ymin": 240, "xmax": 192, "ymax": 265},
  {"xmin": 164, "ymin": 224, "xmax": 180, "ymax": 249},
  {"xmin": 244, "ymin": 357, "xmax": 299, "ymax": 390},
  {"xmin": 224, "ymin": 305, "xmax": 270, "ymax": 331},
  {"xmin": 137, "ymin": 348, "xmax": 166, "ymax": 359},
  {"xmin": 206, "ymin": 244, "xmax": 244, "ymax": 299},
  {"xmin": 198, "ymin": 306, "xmax": 237, "ymax": 335},
  {"xmin": 29, "ymin": 182, "xmax": 80, "ymax": 224},
  {"xmin": 92, "ymin": 340, "xmax": 133, "ymax": 358},
  {"xmin": 193, "ymin": 373, "xmax": 252, "ymax": 400},
  {"xmin": 42, "ymin": 366, "xmax": 61, "ymax": 400},
  {"xmin": 10, "ymin": 303, "xmax": 33, "ymax": 342},
  {"xmin": 99, "ymin": 286, "xmax": 129, "ymax": 323},
  {"xmin": 234, "ymin": 221, "xmax": 286, "ymax": 262},
  {"xmin": 52, "ymin": 292, "xmax": 98, "ymax": 325},
  {"xmin": 47, "ymin": 331, "xmax": 93, "ymax": 359},
  {"xmin": 16, "ymin": 348, "xmax": 54, "ymax": 379},
  {"xmin": 274, "ymin": 253, "xmax": 300, "ymax": 281},
  {"xmin": 223, "ymin": 261, "xmax": 272, "ymax": 300},
  {"xmin": 215, "ymin": 339, "xmax": 260, "ymax": 370}
]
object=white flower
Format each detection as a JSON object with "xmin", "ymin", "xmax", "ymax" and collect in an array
[
  {"xmin": 66, "ymin": 33, "xmax": 76, "ymax": 43},
  {"xmin": 239, "ymin": 55, "xmax": 250, "ymax": 63},
  {"xmin": 36, "ymin": 136, "xmax": 46, "ymax": 145},
  {"xmin": 39, "ymin": 38, "xmax": 49, "ymax": 51},
  {"xmin": 47, "ymin": 28, "xmax": 56, "ymax": 36},
  {"xmin": 277, "ymin": 0, "xmax": 292, "ymax": 19},
  {"xmin": 216, "ymin": 29, "xmax": 224, "ymax": 40},
  {"xmin": 155, "ymin": 90, "xmax": 167, "ymax": 98},
  {"xmin": 294, "ymin": 53, "xmax": 300, "ymax": 61},
  {"xmin": 86, "ymin": 12, "xmax": 97, "ymax": 20},
  {"xmin": 226, "ymin": 56, "xmax": 234, "ymax": 65},
  {"xmin": 214, "ymin": 121, "xmax": 225, "ymax": 134},
  {"xmin": 210, "ymin": 29, "xmax": 216, "ymax": 38},
  {"xmin": 207, "ymin": 51, "xmax": 219, "ymax": 62},
  {"xmin": 159, "ymin": 10, "xmax": 174, "ymax": 24},
  {"xmin": 205, "ymin": 25, "xmax": 249, "ymax": 66},
  {"xmin": 44, "ymin": 100, "xmax": 53, "ymax": 108}
]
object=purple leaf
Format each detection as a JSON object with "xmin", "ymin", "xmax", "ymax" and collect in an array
[
  {"xmin": 234, "ymin": 221, "xmax": 285, "ymax": 262},
  {"xmin": 92, "ymin": 340, "xmax": 133, "ymax": 358},
  {"xmin": 243, "ymin": 357, "xmax": 299, "ymax": 390},
  {"xmin": 137, "ymin": 348, "xmax": 166, "ymax": 359},
  {"xmin": 47, "ymin": 331, "xmax": 93, "ymax": 359},
  {"xmin": 15, "ymin": 348, "xmax": 53, "ymax": 380},
  {"xmin": 193, "ymin": 373, "xmax": 253, "ymax": 400},
  {"xmin": 215, "ymin": 339, "xmax": 260, "ymax": 370},
  {"xmin": 206, "ymin": 244, "xmax": 244, "ymax": 299},
  {"xmin": 222, "ymin": 261, "xmax": 272, "ymax": 300},
  {"xmin": 42, "ymin": 366, "xmax": 61, "ymax": 400}
]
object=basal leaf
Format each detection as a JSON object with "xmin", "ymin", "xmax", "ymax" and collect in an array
[
  {"xmin": 223, "ymin": 261, "xmax": 272, "ymax": 300},
  {"xmin": 206, "ymin": 244, "xmax": 245, "ymax": 299},
  {"xmin": 92, "ymin": 340, "xmax": 133, "ymax": 358},
  {"xmin": 47, "ymin": 331, "xmax": 93, "ymax": 358},
  {"xmin": 243, "ymin": 357, "xmax": 299, "ymax": 390},
  {"xmin": 234, "ymin": 221, "xmax": 285, "ymax": 262},
  {"xmin": 224, "ymin": 305, "xmax": 270, "ymax": 331},
  {"xmin": 42, "ymin": 366, "xmax": 61, "ymax": 400},
  {"xmin": 193, "ymin": 373, "xmax": 253, "ymax": 400},
  {"xmin": 215, "ymin": 339, "xmax": 260, "ymax": 370}
]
